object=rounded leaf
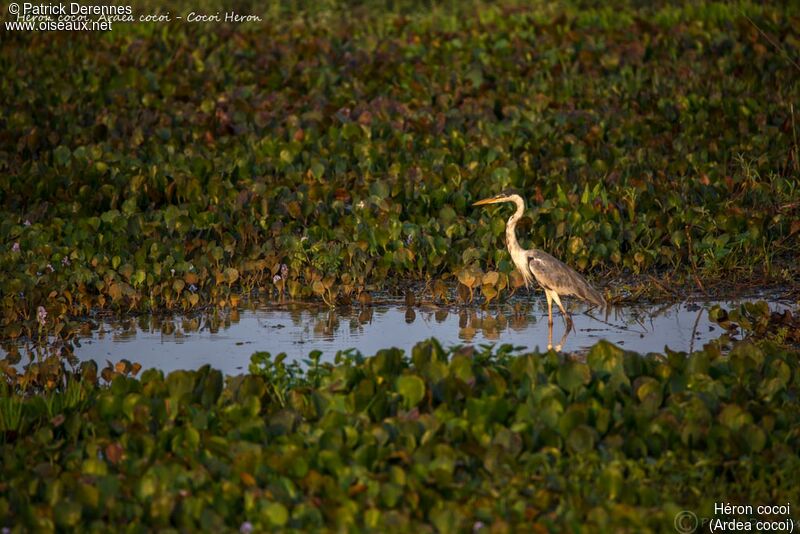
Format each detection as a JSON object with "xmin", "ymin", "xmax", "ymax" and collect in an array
[
  {"xmin": 264, "ymin": 502, "xmax": 288, "ymax": 526},
  {"xmin": 557, "ymin": 362, "xmax": 591, "ymax": 393},
  {"xmin": 396, "ymin": 375, "xmax": 426, "ymax": 409}
]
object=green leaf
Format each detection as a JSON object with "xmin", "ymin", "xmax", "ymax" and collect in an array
[
  {"xmin": 567, "ymin": 424, "xmax": 596, "ymax": 454},
  {"xmin": 310, "ymin": 160, "xmax": 325, "ymax": 180},
  {"xmin": 635, "ymin": 377, "xmax": 662, "ymax": 407},
  {"xmin": 587, "ymin": 340, "xmax": 624, "ymax": 374},
  {"xmin": 557, "ymin": 362, "xmax": 591, "ymax": 393},
  {"xmin": 54, "ymin": 500, "xmax": 82, "ymax": 528},
  {"xmin": 53, "ymin": 145, "xmax": 71, "ymax": 166},
  {"xmin": 396, "ymin": 375, "xmax": 426, "ymax": 409},
  {"xmin": 449, "ymin": 354, "xmax": 474, "ymax": 382},
  {"xmin": 719, "ymin": 404, "xmax": 751, "ymax": 431},
  {"xmin": 369, "ymin": 180, "xmax": 390, "ymax": 199},
  {"xmin": 279, "ymin": 149, "xmax": 293, "ymax": 164},
  {"xmin": 380, "ymin": 482, "xmax": 403, "ymax": 508},
  {"xmin": 263, "ymin": 502, "xmax": 289, "ymax": 526},
  {"xmin": 742, "ymin": 423, "xmax": 766, "ymax": 452},
  {"xmin": 224, "ymin": 267, "xmax": 239, "ymax": 284}
]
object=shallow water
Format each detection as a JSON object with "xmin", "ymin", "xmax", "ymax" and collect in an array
[{"xmin": 4, "ymin": 295, "xmax": 792, "ymax": 376}]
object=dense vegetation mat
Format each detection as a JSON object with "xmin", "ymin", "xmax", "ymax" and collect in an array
[
  {"xmin": 2, "ymin": 1, "xmax": 799, "ymax": 339},
  {"xmin": 2, "ymin": 330, "xmax": 799, "ymax": 531}
]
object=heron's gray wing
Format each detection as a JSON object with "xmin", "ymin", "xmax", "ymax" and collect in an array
[{"xmin": 528, "ymin": 250, "xmax": 605, "ymax": 306}]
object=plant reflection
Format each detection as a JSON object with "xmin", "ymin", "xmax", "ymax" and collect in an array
[{"xmin": 2, "ymin": 297, "xmax": 792, "ymax": 382}]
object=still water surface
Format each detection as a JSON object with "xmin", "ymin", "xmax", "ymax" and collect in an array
[{"xmin": 19, "ymin": 295, "xmax": 786, "ymax": 376}]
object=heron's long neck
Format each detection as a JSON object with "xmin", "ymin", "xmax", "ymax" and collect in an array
[
  {"xmin": 505, "ymin": 196, "xmax": 532, "ymax": 286},
  {"xmin": 505, "ymin": 196, "xmax": 526, "ymax": 257}
]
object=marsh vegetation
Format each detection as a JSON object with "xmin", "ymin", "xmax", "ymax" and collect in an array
[{"xmin": 1, "ymin": 0, "xmax": 799, "ymax": 530}]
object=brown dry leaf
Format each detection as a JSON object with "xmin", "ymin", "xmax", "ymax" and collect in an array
[
  {"xmin": 348, "ymin": 483, "xmax": 368, "ymax": 497},
  {"xmin": 457, "ymin": 283, "xmax": 471, "ymax": 303},
  {"xmin": 287, "ymin": 201, "xmax": 301, "ymax": 218},
  {"xmin": 457, "ymin": 269, "xmax": 476, "ymax": 288},
  {"xmin": 240, "ymin": 472, "xmax": 257, "ymax": 487},
  {"xmin": 481, "ymin": 284, "xmax": 498, "ymax": 303},
  {"xmin": 509, "ymin": 270, "xmax": 526, "ymax": 288},
  {"xmin": 105, "ymin": 442, "xmax": 124, "ymax": 464},
  {"xmin": 101, "ymin": 367, "xmax": 114, "ymax": 383},
  {"xmin": 107, "ymin": 283, "xmax": 122, "ymax": 301},
  {"xmin": 312, "ymin": 280, "xmax": 325, "ymax": 295}
]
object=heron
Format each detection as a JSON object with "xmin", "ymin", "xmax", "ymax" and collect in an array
[{"xmin": 473, "ymin": 189, "xmax": 605, "ymax": 330}]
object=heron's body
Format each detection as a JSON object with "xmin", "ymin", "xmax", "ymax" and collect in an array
[{"xmin": 474, "ymin": 190, "xmax": 604, "ymax": 327}]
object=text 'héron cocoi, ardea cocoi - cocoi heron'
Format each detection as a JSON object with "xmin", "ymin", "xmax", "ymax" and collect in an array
[{"xmin": 473, "ymin": 189, "xmax": 606, "ymax": 331}]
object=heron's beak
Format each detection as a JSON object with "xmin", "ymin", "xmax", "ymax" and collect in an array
[{"xmin": 472, "ymin": 197, "xmax": 502, "ymax": 206}]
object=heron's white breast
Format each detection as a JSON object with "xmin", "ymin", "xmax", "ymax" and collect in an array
[{"xmin": 510, "ymin": 248, "xmax": 533, "ymax": 287}]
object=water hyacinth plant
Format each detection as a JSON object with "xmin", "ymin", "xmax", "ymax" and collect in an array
[
  {"xmin": 1, "ymin": 331, "xmax": 800, "ymax": 530},
  {"xmin": 0, "ymin": 0, "xmax": 798, "ymax": 340},
  {"xmin": 1, "ymin": 0, "xmax": 800, "ymax": 531}
]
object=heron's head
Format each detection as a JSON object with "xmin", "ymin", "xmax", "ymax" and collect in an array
[{"xmin": 472, "ymin": 188, "xmax": 524, "ymax": 206}]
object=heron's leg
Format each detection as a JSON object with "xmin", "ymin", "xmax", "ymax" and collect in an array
[
  {"xmin": 554, "ymin": 326, "xmax": 569, "ymax": 352},
  {"xmin": 547, "ymin": 319, "xmax": 553, "ymax": 351},
  {"xmin": 545, "ymin": 290, "xmax": 554, "ymax": 326},
  {"xmin": 551, "ymin": 292, "xmax": 573, "ymax": 331}
]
